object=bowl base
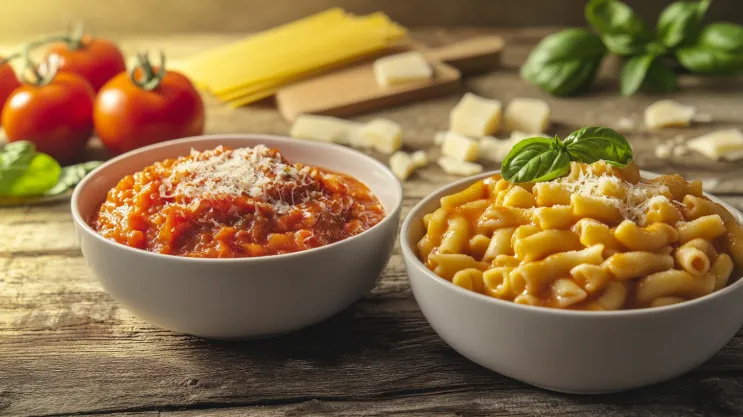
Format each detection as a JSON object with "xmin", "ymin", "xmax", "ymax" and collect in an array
[{"xmin": 527, "ymin": 382, "xmax": 633, "ymax": 395}]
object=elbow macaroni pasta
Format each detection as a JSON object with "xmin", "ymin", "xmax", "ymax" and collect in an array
[{"xmin": 418, "ymin": 161, "xmax": 742, "ymax": 310}]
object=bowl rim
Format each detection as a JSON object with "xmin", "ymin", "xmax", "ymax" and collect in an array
[
  {"xmin": 400, "ymin": 169, "xmax": 743, "ymax": 318},
  {"xmin": 71, "ymin": 133, "xmax": 404, "ymax": 264}
]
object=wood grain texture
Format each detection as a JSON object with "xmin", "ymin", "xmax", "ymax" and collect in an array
[{"xmin": 2, "ymin": 28, "xmax": 743, "ymax": 417}]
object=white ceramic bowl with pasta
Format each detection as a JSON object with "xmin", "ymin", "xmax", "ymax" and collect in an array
[
  {"xmin": 401, "ymin": 170, "xmax": 743, "ymax": 394},
  {"xmin": 71, "ymin": 134, "xmax": 403, "ymax": 340}
]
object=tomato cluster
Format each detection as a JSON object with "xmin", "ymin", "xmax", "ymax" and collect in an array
[{"xmin": 0, "ymin": 26, "xmax": 204, "ymax": 164}]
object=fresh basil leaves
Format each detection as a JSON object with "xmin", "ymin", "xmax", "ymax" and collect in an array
[
  {"xmin": 563, "ymin": 127, "xmax": 633, "ymax": 167},
  {"xmin": 501, "ymin": 127, "xmax": 633, "ymax": 184},
  {"xmin": 677, "ymin": 23, "xmax": 743, "ymax": 75},
  {"xmin": 619, "ymin": 53, "xmax": 656, "ymax": 96},
  {"xmin": 520, "ymin": 28, "xmax": 606, "ymax": 96},
  {"xmin": 501, "ymin": 137, "xmax": 571, "ymax": 183},
  {"xmin": 522, "ymin": 0, "xmax": 742, "ymax": 96},
  {"xmin": 44, "ymin": 160, "xmax": 102, "ymax": 196},
  {"xmin": 586, "ymin": 0, "xmax": 654, "ymax": 56},
  {"xmin": 657, "ymin": 0, "xmax": 709, "ymax": 49},
  {"xmin": 0, "ymin": 140, "xmax": 100, "ymax": 199}
]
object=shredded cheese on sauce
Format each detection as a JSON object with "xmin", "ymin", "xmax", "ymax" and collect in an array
[
  {"xmin": 157, "ymin": 145, "xmax": 321, "ymax": 213},
  {"xmin": 555, "ymin": 165, "xmax": 671, "ymax": 223}
]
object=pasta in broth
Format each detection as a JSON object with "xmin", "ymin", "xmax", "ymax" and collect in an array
[{"xmin": 418, "ymin": 161, "xmax": 743, "ymax": 310}]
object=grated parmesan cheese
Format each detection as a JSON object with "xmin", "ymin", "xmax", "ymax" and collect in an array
[
  {"xmin": 158, "ymin": 145, "xmax": 321, "ymax": 213},
  {"xmin": 555, "ymin": 164, "xmax": 670, "ymax": 223}
]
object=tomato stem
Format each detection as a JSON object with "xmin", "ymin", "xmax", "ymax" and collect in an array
[
  {"xmin": 68, "ymin": 21, "xmax": 86, "ymax": 50},
  {"xmin": 0, "ymin": 35, "xmax": 69, "ymax": 66},
  {"xmin": 130, "ymin": 51, "xmax": 167, "ymax": 91},
  {"xmin": 19, "ymin": 44, "xmax": 59, "ymax": 87}
]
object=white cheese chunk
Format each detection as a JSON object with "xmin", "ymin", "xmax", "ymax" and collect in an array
[
  {"xmin": 655, "ymin": 141, "xmax": 673, "ymax": 159},
  {"xmin": 434, "ymin": 131, "xmax": 447, "ymax": 146},
  {"xmin": 290, "ymin": 115, "xmax": 361, "ymax": 145},
  {"xmin": 441, "ymin": 131, "xmax": 479, "ymax": 162},
  {"xmin": 450, "ymin": 93, "xmax": 502, "ymax": 137},
  {"xmin": 504, "ymin": 98, "xmax": 551, "ymax": 133},
  {"xmin": 389, "ymin": 150, "xmax": 428, "ymax": 181},
  {"xmin": 479, "ymin": 136, "xmax": 518, "ymax": 162},
  {"xmin": 614, "ymin": 116, "xmax": 636, "ymax": 131},
  {"xmin": 359, "ymin": 118, "xmax": 402, "ymax": 154},
  {"xmin": 644, "ymin": 100, "xmax": 697, "ymax": 129},
  {"xmin": 673, "ymin": 145, "xmax": 689, "ymax": 157},
  {"xmin": 373, "ymin": 51, "xmax": 433, "ymax": 87},
  {"xmin": 687, "ymin": 129, "xmax": 743, "ymax": 161},
  {"xmin": 410, "ymin": 150, "xmax": 429, "ymax": 168},
  {"xmin": 438, "ymin": 156, "xmax": 483, "ymax": 176}
]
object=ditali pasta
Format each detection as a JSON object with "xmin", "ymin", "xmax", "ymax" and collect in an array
[{"xmin": 417, "ymin": 161, "xmax": 742, "ymax": 310}]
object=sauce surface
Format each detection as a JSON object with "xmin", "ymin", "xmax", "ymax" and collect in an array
[{"xmin": 92, "ymin": 145, "xmax": 385, "ymax": 258}]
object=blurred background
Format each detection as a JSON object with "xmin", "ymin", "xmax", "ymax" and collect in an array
[{"xmin": 2, "ymin": 0, "xmax": 742, "ymax": 36}]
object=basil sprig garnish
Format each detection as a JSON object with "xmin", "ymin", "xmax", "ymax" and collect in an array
[
  {"xmin": 501, "ymin": 127, "xmax": 633, "ymax": 184},
  {"xmin": 522, "ymin": 0, "xmax": 743, "ymax": 96},
  {"xmin": 0, "ymin": 140, "xmax": 101, "ymax": 199}
]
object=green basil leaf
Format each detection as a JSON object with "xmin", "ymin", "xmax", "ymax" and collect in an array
[
  {"xmin": 676, "ymin": 23, "xmax": 743, "ymax": 74},
  {"xmin": 563, "ymin": 127, "xmax": 633, "ymax": 167},
  {"xmin": 44, "ymin": 161, "xmax": 103, "ymax": 196},
  {"xmin": 501, "ymin": 137, "xmax": 571, "ymax": 183},
  {"xmin": 620, "ymin": 54, "xmax": 656, "ymax": 96},
  {"xmin": 644, "ymin": 59, "xmax": 677, "ymax": 93},
  {"xmin": 657, "ymin": 0, "xmax": 710, "ymax": 48},
  {"xmin": 585, "ymin": 0, "xmax": 654, "ymax": 55},
  {"xmin": 520, "ymin": 28, "xmax": 606, "ymax": 96},
  {"xmin": 0, "ymin": 141, "xmax": 37, "ymax": 191},
  {"xmin": 2, "ymin": 152, "xmax": 61, "ymax": 197}
]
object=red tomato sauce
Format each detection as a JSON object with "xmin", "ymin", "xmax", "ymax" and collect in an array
[{"xmin": 91, "ymin": 145, "xmax": 385, "ymax": 258}]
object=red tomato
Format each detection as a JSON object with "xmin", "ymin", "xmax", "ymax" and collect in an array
[
  {"xmin": 0, "ymin": 58, "xmax": 20, "ymax": 120},
  {"xmin": 2, "ymin": 72, "xmax": 95, "ymax": 163},
  {"xmin": 94, "ymin": 66, "xmax": 205, "ymax": 155},
  {"xmin": 45, "ymin": 36, "xmax": 126, "ymax": 92}
]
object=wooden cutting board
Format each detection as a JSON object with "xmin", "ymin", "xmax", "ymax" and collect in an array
[{"xmin": 276, "ymin": 36, "xmax": 505, "ymax": 122}]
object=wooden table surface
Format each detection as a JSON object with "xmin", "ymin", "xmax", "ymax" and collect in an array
[{"xmin": 2, "ymin": 28, "xmax": 743, "ymax": 417}]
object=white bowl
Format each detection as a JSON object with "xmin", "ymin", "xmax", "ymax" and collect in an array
[
  {"xmin": 401, "ymin": 170, "xmax": 743, "ymax": 394},
  {"xmin": 71, "ymin": 134, "xmax": 403, "ymax": 339}
]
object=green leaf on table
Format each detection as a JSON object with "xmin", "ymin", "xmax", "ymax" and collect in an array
[
  {"xmin": 585, "ymin": 0, "xmax": 654, "ymax": 55},
  {"xmin": 677, "ymin": 23, "xmax": 743, "ymax": 74},
  {"xmin": 44, "ymin": 161, "xmax": 103, "ymax": 196},
  {"xmin": 501, "ymin": 137, "xmax": 570, "ymax": 183},
  {"xmin": 520, "ymin": 28, "xmax": 606, "ymax": 96},
  {"xmin": 563, "ymin": 126, "xmax": 633, "ymax": 167},
  {"xmin": 1, "ymin": 152, "xmax": 61, "ymax": 197},
  {"xmin": 657, "ymin": 0, "xmax": 710, "ymax": 48},
  {"xmin": 0, "ymin": 141, "xmax": 62, "ymax": 197},
  {"xmin": 620, "ymin": 53, "xmax": 656, "ymax": 96}
]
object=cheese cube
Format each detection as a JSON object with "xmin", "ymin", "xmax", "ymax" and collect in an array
[
  {"xmin": 290, "ymin": 115, "xmax": 361, "ymax": 145},
  {"xmin": 438, "ymin": 156, "xmax": 483, "ymax": 176},
  {"xmin": 655, "ymin": 141, "xmax": 673, "ymax": 159},
  {"xmin": 434, "ymin": 131, "xmax": 447, "ymax": 146},
  {"xmin": 644, "ymin": 100, "xmax": 696, "ymax": 129},
  {"xmin": 450, "ymin": 93, "xmax": 503, "ymax": 137},
  {"xmin": 441, "ymin": 131, "xmax": 479, "ymax": 162},
  {"xmin": 687, "ymin": 129, "xmax": 743, "ymax": 161},
  {"xmin": 504, "ymin": 98, "xmax": 551, "ymax": 133},
  {"xmin": 389, "ymin": 150, "xmax": 428, "ymax": 181},
  {"xmin": 359, "ymin": 119, "xmax": 402, "ymax": 154},
  {"xmin": 479, "ymin": 136, "xmax": 519, "ymax": 162},
  {"xmin": 411, "ymin": 150, "xmax": 428, "ymax": 168},
  {"xmin": 373, "ymin": 51, "xmax": 433, "ymax": 87}
]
